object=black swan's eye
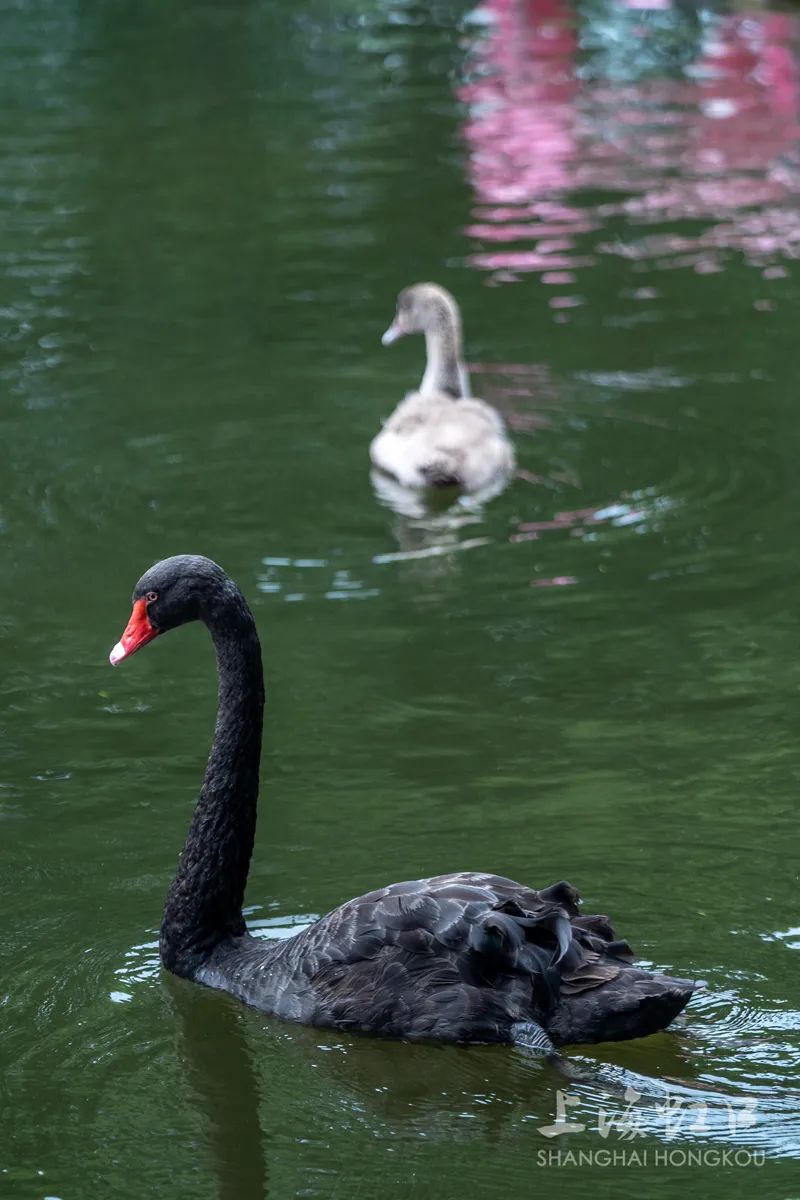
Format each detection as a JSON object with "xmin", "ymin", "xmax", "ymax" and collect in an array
[{"xmin": 145, "ymin": 591, "xmax": 158, "ymax": 603}]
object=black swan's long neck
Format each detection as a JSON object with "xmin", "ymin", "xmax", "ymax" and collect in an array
[
  {"xmin": 420, "ymin": 307, "xmax": 469, "ymax": 399},
  {"xmin": 160, "ymin": 597, "xmax": 265, "ymax": 977}
]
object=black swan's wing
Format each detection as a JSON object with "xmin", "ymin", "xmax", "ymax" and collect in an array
[{"xmin": 262, "ymin": 871, "xmax": 568, "ymax": 1041}]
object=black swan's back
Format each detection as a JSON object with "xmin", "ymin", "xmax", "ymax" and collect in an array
[{"xmin": 196, "ymin": 872, "xmax": 695, "ymax": 1046}]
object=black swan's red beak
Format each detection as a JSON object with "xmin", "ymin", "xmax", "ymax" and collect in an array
[{"xmin": 109, "ymin": 599, "xmax": 158, "ymax": 665}]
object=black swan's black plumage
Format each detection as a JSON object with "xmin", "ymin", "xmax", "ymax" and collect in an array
[{"xmin": 111, "ymin": 555, "xmax": 696, "ymax": 1048}]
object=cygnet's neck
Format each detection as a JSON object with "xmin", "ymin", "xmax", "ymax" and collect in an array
[{"xmin": 419, "ymin": 300, "xmax": 470, "ymax": 399}]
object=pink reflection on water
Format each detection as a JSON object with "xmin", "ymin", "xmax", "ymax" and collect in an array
[{"xmin": 460, "ymin": 1, "xmax": 800, "ymax": 280}]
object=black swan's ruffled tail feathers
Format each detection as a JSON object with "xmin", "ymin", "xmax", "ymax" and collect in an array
[
  {"xmin": 467, "ymin": 903, "xmax": 571, "ymax": 968},
  {"xmin": 537, "ymin": 880, "xmax": 582, "ymax": 916},
  {"xmin": 466, "ymin": 898, "xmax": 573, "ymax": 1014},
  {"xmin": 465, "ymin": 878, "xmax": 696, "ymax": 1045}
]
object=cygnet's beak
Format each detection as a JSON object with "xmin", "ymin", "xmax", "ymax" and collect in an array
[{"xmin": 381, "ymin": 320, "xmax": 403, "ymax": 346}]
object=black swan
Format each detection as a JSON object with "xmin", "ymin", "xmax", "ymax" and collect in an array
[{"xmin": 110, "ymin": 555, "xmax": 696, "ymax": 1049}]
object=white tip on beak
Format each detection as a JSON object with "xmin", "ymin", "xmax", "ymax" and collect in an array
[
  {"xmin": 109, "ymin": 641, "xmax": 126, "ymax": 666},
  {"xmin": 381, "ymin": 322, "xmax": 402, "ymax": 346}
]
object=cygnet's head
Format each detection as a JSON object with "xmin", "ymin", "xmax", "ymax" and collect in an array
[{"xmin": 381, "ymin": 282, "xmax": 461, "ymax": 346}]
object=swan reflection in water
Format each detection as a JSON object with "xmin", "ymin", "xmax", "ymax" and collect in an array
[
  {"xmin": 166, "ymin": 978, "xmax": 269, "ymax": 1200},
  {"xmin": 370, "ymin": 462, "xmax": 518, "ymax": 594}
]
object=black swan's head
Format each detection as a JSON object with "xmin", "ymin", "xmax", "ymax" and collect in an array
[
  {"xmin": 381, "ymin": 282, "xmax": 460, "ymax": 345},
  {"xmin": 109, "ymin": 554, "xmax": 236, "ymax": 665}
]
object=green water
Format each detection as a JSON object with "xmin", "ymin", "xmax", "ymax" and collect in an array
[{"xmin": 1, "ymin": 1, "xmax": 799, "ymax": 1197}]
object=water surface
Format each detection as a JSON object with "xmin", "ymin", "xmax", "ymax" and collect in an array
[{"xmin": 1, "ymin": 2, "xmax": 799, "ymax": 1197}]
